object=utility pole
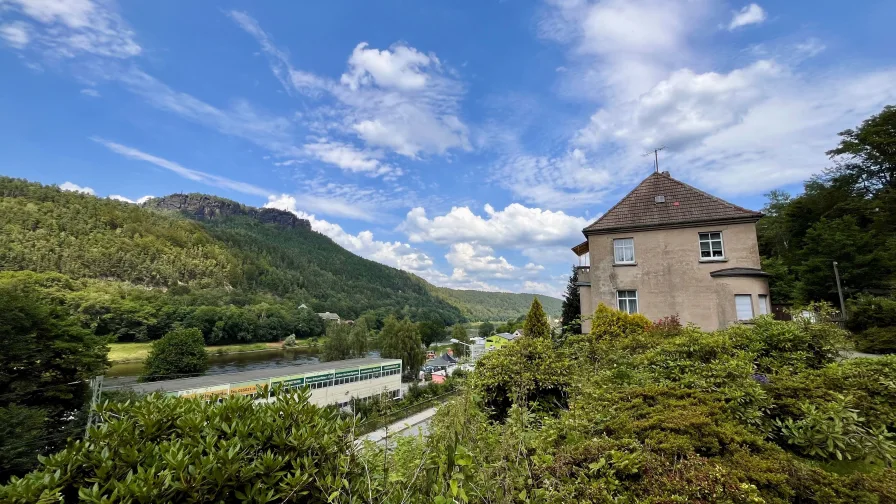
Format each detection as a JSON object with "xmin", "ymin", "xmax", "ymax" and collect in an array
[
  {"xmin": 84, "ymin": 375, "xmax": 103, "ymax": 438},
  {"xmin": 833, "ymin": 261, "xmax": 847, "ymax": 320},
  {"xmin": 644, "ymin": 146, "xmax": 666, "ymax": 173}
]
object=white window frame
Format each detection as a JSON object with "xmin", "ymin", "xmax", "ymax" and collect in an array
[
  {"xmin": 735, "ymin": 294, "xmax": 754, "ymax": 321},
  {"xmin": 613, "ymin": 238, "xmax": 636, "ymax": 264},
  {"xmin": 698, "ymin": 231, "xmax": 725, "ymax": 260},
  {"xmin": 616, "ymin": 290, "xmax": 639, "ymax": 314},
  {"xmin": 758, "ymin": 294, "xmax": 769, "ymax": 315}
]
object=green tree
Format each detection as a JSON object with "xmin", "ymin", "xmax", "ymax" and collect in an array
[
  {"xmin": 451, "ymin": 324, "xmax": 470, "ymax": 358},
  {"xmin": 560, "ymin": 266, "xmax": 581, "ymax": 335},
  {"xmin": 523, "ymin": 297, "xmax": 551, "ymax": 339},
  {"xmin": 417, "ymin": 319, "xmax": 446, "ymax": 348},
  {"xmin": 142, "ymin": 328, "xmax": 208, "ymax": 382},
  {"xmin": 349, "ymin": 319, "xmax": 369, "ymax": 358},
  {"xmin": 322, "ymin": 323, "xmax": 353, "ymax": 362},
  {"xmin": 478, "ymin": 321, "xmax": 495, "ymax": 338},
  {"xmin": 379, "ymin": 316, "xmax": 424, "ymax": 379}
]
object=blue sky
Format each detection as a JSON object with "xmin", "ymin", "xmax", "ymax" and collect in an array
[{"xmin": 1, "ymin": 0, "xmax": 895, "ymax": 298}]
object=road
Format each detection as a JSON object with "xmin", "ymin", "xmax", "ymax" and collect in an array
[{"xmin": 361, "ymin": 406, "xmax": 438, "ymax": 444}]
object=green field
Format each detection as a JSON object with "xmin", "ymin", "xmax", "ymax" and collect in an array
[{"xmin": 108, "ymin": 341, "xmax": 296, "ymax": 363}]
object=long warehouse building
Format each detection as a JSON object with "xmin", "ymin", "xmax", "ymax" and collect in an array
[{"xmin": 124, "ymin": 358, "xmax": 403, "ymax": 408}]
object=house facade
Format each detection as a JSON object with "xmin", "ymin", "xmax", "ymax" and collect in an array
[{"xmin": 573, "ymin": 171, "xmax": 770, "ymax": 332}]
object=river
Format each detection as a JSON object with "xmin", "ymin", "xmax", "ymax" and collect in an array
[{"xmin": 104, "ymin": 347, "xmax": 324, "ymax": 387}]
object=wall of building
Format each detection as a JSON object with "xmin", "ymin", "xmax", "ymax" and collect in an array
[{"xmin": 586, "ymin": 222, "xmax": 767, "ymax": 331}]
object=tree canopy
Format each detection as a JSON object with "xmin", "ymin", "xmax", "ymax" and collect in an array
[
  {"xmin": 379, "ymin": 316, "xmax": 425, "ymax": 379},
  {"xmin": 758, "ymin": 105, "xmax": 896, "ymax": 305},
  {"xmin": 522, "ymin": 297, "xmax": 551, "ymax": 339},
  {"xmin": 560, "ymin": 266, "xmax": 582, "ymax": 335}
]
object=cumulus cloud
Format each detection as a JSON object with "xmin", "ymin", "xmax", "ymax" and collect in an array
[
  {"xmin": 402, "ymin": 203, "xmax": 589, "ymax": 247},
  {"xmin": 265, "ymin": 194, "xmax": 436, "ymax": 273},
  {"xmin": 0, "ymin": 0, "xmax": 141, "ymax": 58},
  {"xmin": 728, "ymin": 3, "xmax": 767, "ymax": 30},
  {"xmin": 230, "ymin": 12, "xmax": 470, "ymax": 160},
  {"xmin": 58, "ymin": 181, "xmax": 95, "ymax": 194},
  {"xmin": 523, "ymin": 0, "xmax": 896, "ymax": 203}
]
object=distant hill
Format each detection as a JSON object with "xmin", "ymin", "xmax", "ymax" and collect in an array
[
  {"xmin": 0, "ymin": 177, "xmax": 557, "ymax": 331},
  {"xmin": 429, "ymin": 286, "xmax": 562, "ymax": 322}
]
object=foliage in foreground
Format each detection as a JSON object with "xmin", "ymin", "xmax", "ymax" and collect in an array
[
  {"xmin": 0, "ymin": 391, "xmax": 368, "ymax": 503},
  {"xmin": 6, "ymin": 306, "xmax": 896, "ymax": 503}
]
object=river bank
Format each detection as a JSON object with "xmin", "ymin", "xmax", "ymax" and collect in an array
[{"xmin": 108, "ymin": 339, "xmax": 321, "ymax": 364}]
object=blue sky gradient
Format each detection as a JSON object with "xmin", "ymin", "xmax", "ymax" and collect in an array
[{"xmin": 1, "ymin": 0, "xmax": 895, "ymax": 297}]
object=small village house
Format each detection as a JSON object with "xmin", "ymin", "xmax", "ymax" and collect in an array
[{"xmin": 572, "ymin": 171, "xmax": 770, "ymax": 332}]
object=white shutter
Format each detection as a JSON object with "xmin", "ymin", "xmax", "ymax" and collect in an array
[{"xmin": 735, "ymin": 295, "xmax": 754, "ymax": 320}]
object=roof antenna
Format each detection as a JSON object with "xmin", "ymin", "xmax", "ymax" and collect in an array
[{"xmin": 643, "ymin": 146, "xmax": 666, "ymax": 173}]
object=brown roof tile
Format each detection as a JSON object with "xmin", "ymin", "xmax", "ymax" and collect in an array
[{"xmin": 584, "ymin": 172, "xmax": 761, "ymax": 234}]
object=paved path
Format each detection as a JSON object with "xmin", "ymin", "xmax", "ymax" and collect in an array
[{"xmin": 361, "ymin": 407, "xmax": 438, "ymax": 444}]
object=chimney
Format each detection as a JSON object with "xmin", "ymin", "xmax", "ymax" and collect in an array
[{"xmin": 661, "ymin": 170, "xmax": 671, "ymax": 177}]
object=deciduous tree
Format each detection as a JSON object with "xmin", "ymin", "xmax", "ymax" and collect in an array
[{"xmin": 142, "ymin": 328, "xmax": 208, "ymax": 382}]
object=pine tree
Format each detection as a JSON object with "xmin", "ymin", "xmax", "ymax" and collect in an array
[
  {"xmin": 560, "ymin": 266, "xmax": 582, "ymax": 335},
  {"xmin": 523, "ymin": 298, "xmax": 551, "ymax": 339}
]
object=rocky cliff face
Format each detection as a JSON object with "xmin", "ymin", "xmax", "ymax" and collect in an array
[{"xmin": 144, "ymin": 194, "xmax": 312, "ymax": 230}]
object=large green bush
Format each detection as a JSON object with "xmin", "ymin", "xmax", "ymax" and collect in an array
[
  {"xmin": 855, "ymin": 327, "xmax": 896, "ymax": 354},
  {"xmin": 847, "ymin": 295, "xmax": 896, "ymax": 333},
  {"xmin": 141, "ymin": 328, "xmax": 209, "ymax": 381}
]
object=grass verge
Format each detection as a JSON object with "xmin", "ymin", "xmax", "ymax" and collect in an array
[{"xmin": 107, "ymin": 340, "xmax": 320, "ymax": 363}]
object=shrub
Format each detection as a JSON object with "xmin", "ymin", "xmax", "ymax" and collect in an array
[
  {"xmin": 474, "ymin": 336, "xmax": 570, "ymax": 420},
  {"xmin": 855, "ymin": 327, "xmax": 896, "ymax": 354},
  {"xmin": 282, "ymin": 334, "xmax": 297, "ymax": 347},
  {"xmin": 589, "ymin": 303, "xmax": 652, "ymax": 340},
  {"xmin": 141, "ymin": 328, "xmax": 208, "ymax": 382},
  {"xmin": 647, "ymin": 314, "xmax": 682, "ymax": 338},
  {"xmin": 847, "ymin": 295, "xmax": 896, "ymax": 333},
  {"xmin": 0, "ymin": 392, "xmax": 367, "ymax": 502},
  {"xmin": 774, "ymin": 395, "xmax": 895, "ymax": 464}
]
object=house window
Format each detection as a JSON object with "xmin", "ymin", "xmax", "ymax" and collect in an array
[
  {"xmin": 698, "ymin": 232, "xmax": 724, "ymax": 259},
  {"xmin": 617, "ymin": 290, "xmax": 638, "ymax": 314},
  {"xmin": 735, "ymin": 295, "xmax": 754, "ymax": 321},
  {"xmin": 613, "ymin": 238, "xmax": 635, "ymax": 264},
  {"xmin": 758, "ymin": 295, "xmax": 769, "ymax": 315}
]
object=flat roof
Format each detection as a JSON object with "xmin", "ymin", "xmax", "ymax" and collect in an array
[{"xmin": 118, "ymin": 357, "xmax": 402, "ymax": 394}]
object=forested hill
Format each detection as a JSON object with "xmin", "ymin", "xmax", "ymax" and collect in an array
[
  {"xmin": 429, "ymin": 286, "xmax": 562, "ymax": 321},
  {"xmin": 0, "ymin": 177, "xmax": 558, "ymax": 329}
]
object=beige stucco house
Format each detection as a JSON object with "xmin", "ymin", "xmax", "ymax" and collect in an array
[{"xmin": 572, "ymin": 171, "xmax": 770, "ymax": 332}]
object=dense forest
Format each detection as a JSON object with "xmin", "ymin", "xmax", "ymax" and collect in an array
[
  {"xmin": 428, "ymin": 286, "xmax": 561, "ymax": 321},
  {"xmin": 0, "ymin": 178, "xmax": 559, "ymax": 344},
  {"xmin": 757, "ymin": 105, "xmax": 896, "ymax": 305}
]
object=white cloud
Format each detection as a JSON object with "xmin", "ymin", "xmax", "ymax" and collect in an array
[
  {"xmin": 108, "ymin": 194, "xmax": 153, "ymax": 204},
  {"xmin": 402, "ymin": 203, "xmax": 588, "ymax": 248},
  {"xmin": 445, "ymin": 243, "xmax": 518, "ymax": 279},
  {"xmin": 1, "ymin": 0, "xmax": 140, "ymax": 58},
  {"xmin": 230, "ymin": 13, "xmax": 470, "ymax": 160},
  {"xmin": 521, "ymin": 280, "xmax": 564, "ymax": 299},
  {"xmin": 80, "ymin": 87, "xmax": 100, "ymax": 97},
  {"xmin": 0, "ymin": 21, "xmax": 30, "ymax": 48},
  {"xmin": 59, "ymin": 181, "xmax": 95, "ymax": 194},
  {"xmin": 577, "ymin": 60, "xmax": 783, "ymax": 150},
  {"xmin": 92, "ymin": 138, "xmax": 272, "ymax": 197},
  {"xmin": 302, "ymin": 140, "xmax": 400, "ymax": 178},
  {"xmin": 728, "ymin": 3, "xmax": 767, "ymax": 30},
  {"xmin": 525, "ymin": 0, "xmax": 896, "ymax": 202},
  {"xmin": 341, "ymin": 42, "xmax": 435, "ymax": 91}
]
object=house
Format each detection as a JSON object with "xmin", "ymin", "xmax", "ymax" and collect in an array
[
  {"xmin": 317, "ymin": 312, "xmax": 341, "ymax": 323},
  {"xmin": 572, "ymin": 170, "xmax": 770, "ymax": 332},
  {"xmin": 512, "ymin": 329, "xmax": 524, "ymax": 338},
  {"xmin": 485, "ymin": 332, "xmax": 519, "ymax": 351}
]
